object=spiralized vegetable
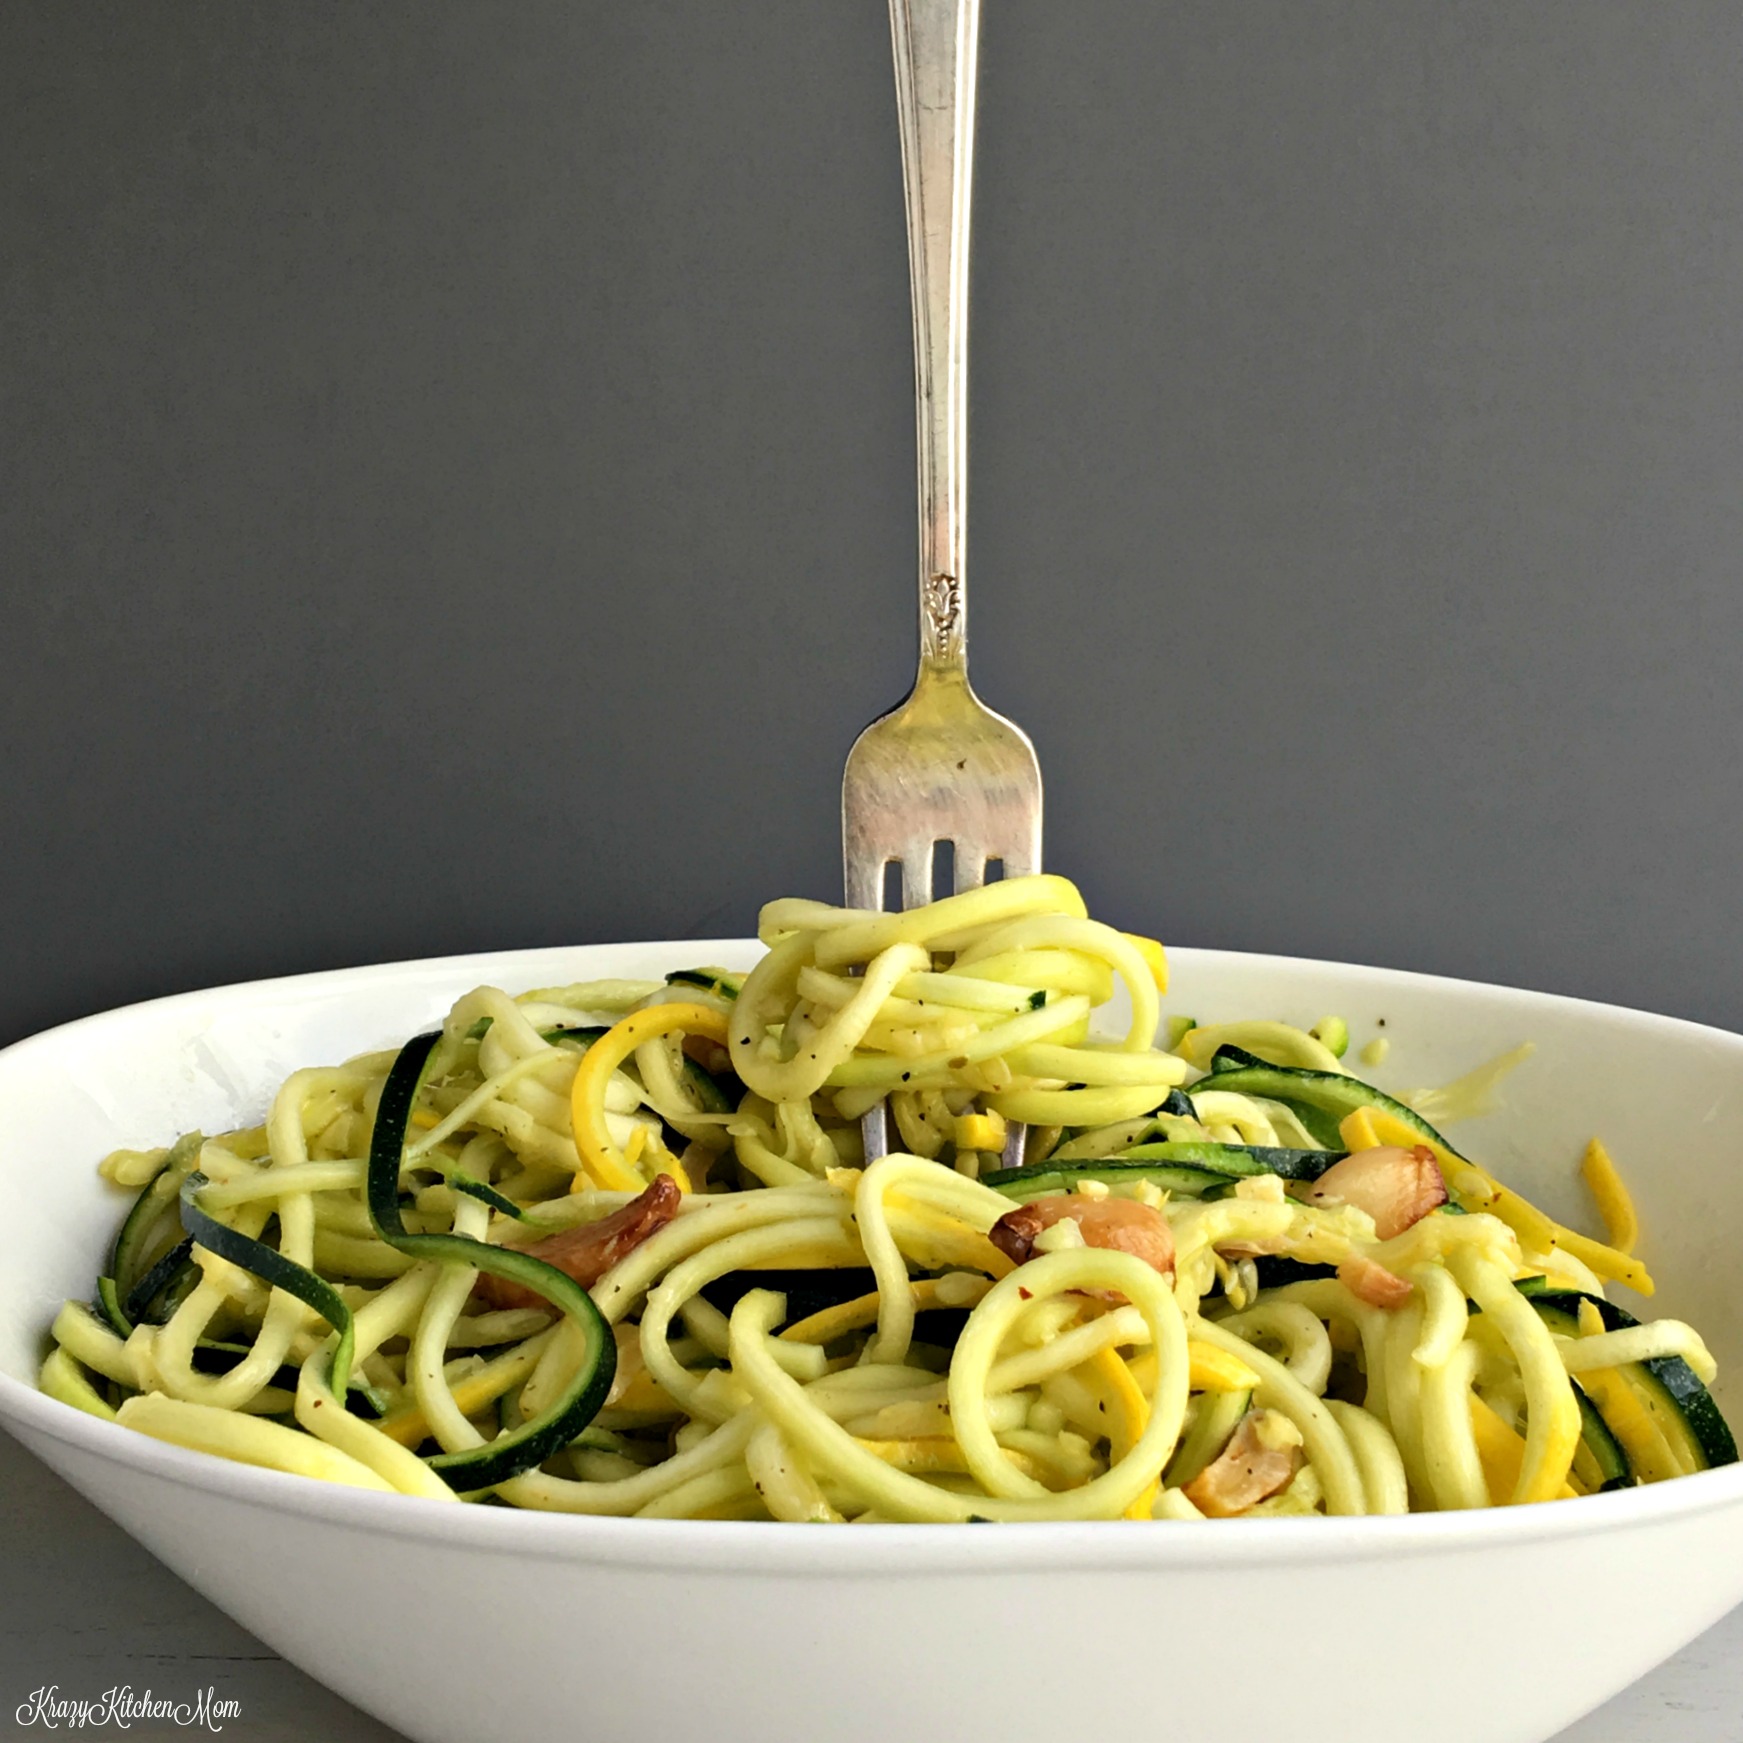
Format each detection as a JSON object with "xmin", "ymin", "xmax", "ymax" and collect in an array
[{"xmin": 43, "ymin": 876, "xmax": 1733, "ymax": 1520}]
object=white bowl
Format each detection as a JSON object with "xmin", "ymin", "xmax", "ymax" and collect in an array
[{"xmin": 3, "ymin": 941, "xmax": 1742, "ymax": 1743}]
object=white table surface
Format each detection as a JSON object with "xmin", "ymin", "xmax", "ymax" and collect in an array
[{"xmin": 3, "ymin": 1427, "xmax": 1738, "ymax": 1743}]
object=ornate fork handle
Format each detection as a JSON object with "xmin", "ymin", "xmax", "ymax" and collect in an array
[{"xmin": 890, "ymin": 0, "xmax": 979, "ymax": 673}]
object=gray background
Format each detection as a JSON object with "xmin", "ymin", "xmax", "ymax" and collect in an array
[{"xmin": 5, "ymin": 2, "xmax": 1743, "ymax": 1738}]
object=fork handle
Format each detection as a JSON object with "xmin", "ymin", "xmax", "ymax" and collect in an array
[{"xmin": 890, "ymin": 0, "xmax": 979, "ymax": 675}]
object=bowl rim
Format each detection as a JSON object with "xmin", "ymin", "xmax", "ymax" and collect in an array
[{"xmin": 5, "ymin": 937, "xmax": 1742, "ymax": 1573}]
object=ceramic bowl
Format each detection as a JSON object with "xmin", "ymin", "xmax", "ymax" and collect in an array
[{"xmin": 2, "ymin": 941, "xmax": 1741, "ymax": 1743}]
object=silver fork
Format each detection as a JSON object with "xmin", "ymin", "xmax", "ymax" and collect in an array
[{"xmin": 842, "ymin": 0, "xmax": 1043, "ymax": 1167}]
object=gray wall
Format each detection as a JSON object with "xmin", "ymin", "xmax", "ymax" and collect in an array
[
  {"xmin": 8, "ymin": 0, "xmax": 1743, "ymax": 1050},
  {"xmin": 6, "ymin": 10, "xmax": 1743, "ymax": 1738}
]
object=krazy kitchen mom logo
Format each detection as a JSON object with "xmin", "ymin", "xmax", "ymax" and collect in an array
[{"xmin": 16, "ymin": 1685, "xmax": 242, "ymax": 1731}]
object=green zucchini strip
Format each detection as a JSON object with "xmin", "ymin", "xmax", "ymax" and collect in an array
[
  {"xmin": 983, "ymin": 1159, "xmax": 1237, "ymax": 1201},
  {"xmin": 1516, "ymin": 1280, "xmax": 1737, "ymax": 1471},
  {"xmin": 179, "ymin": 1171, "xmax": 358, "ymax": 1392},
  {"xmin": 447, "ymin": 1173, "xmax": 536, "ymax": 1223},
  {"xmin": 122, "ymin": 1236, "xmax": 198, "ymax": 1326},
  {"xmin": 1569, "ymin": 1377, "xmax": 1633, "ymax": 1492},
  {"xmin": 94, "ymin": 1275, "xmax": 131, "ymax": 1338},
  {"xmin": 1110, "ymin": 1139, "xmax": 1343, "ymax": 1182},
  {"xmin": 111, "ymin": 1132, "xmax": 204, "ymax": 1302},
  {"xmin": 367, "ymin": 1032, "xmax": 616, "ymax": 1489},
  {"xmin": 1201, "ymin": 1045, "xmax": 1453, "ymax": 1152}
]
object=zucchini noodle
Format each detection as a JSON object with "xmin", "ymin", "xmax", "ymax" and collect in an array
[{"xmin": 43, "ymin": 874, "xmax": 1736, "ymax": 1519}]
